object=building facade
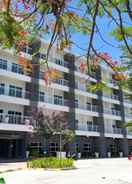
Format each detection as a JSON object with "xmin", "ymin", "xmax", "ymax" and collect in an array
[{"xmin": 0, "ymin": 39, "xmax": 132, "ymax": 159}]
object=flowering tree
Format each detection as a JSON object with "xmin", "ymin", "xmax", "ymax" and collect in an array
[{"xmin": 0, "ymin": 0, "xmax": 131, "ymax": 82}]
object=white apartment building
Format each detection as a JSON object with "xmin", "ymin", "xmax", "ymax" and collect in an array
[{"xmin": 0, "ymin": 39, "xmax": 132, "ymax": 159}]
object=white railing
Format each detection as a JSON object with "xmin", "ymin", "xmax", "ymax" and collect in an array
[
  {"xmin": 0, "ymin": 113, "xmax": 32, "ymax": 125},
  {"xmin": 39, "ymin": 94, "xmax": 69, "ymax": 106},
  {"xmin": 127, "ymin": 129, "xmax": 132, "ymax": 136},
  {"xmin": 0, "ymin": 85, "xmax": 69, "ymax": 106},
  {"xmin": 103, "ymin": 93, "xmax": 119, "ymax": 100},
  {"xmin": 104, "ymin": 109, "xmax": 121, "ymax": 116},
  {"xmin": 75, "ymin": 103, "xmax": 98, "ymax": 112},
  {"xmin": 55, "ymin": 79, "xmax": 69, "ymax": 86},
  {"xmin": 113, "ymin": 127, "xmax": 122, "ymax": 134},
  {"xmin": 125, "ymin": 113, "xmax": 132, "ymax": 118},
  {"xmin": 51, "ymin": 59, "xmax": 69, "ymax": 68},
  {"xmin": 124, "ymin": 98, "xmax": 132, "ymax": 104},
  {"xmin": 105, "ymin": 127, "xmax": 122, "ymax": 134},
  {"xmin": 77, "ymin": 125, "xmax": 99, "ymax": 132},
  {"xmin": 0, "ymin": 86, "xmax": 30, "ymax": 99}
]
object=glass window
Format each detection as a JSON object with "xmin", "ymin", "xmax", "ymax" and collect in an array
[
  {"xmin": 0, "ymin": 109, "xmax": 3, "ymax": 122},
  {"xmin": 9, "ymin": 85, "xmax": 16, "ymax": 96},
  {"xmin": 75, "ymin": 120, "xmax": 78, "ymax": 129},
  {"xmin": 87, "ymin": 103, "xmax": 91, "ymax": 110},
  {"xmin": 75, "ymin": 99, "xmax": 78, "ymax": 108},
  {"xmin": 39, "ymin": 53, "xmax": 46, "ymax": 59},
  {"xmin": 0, "ymin": 83, "xmax": 5, "ymax": 95},
  {"xmin": 0, "ymin": 59, "xmax": 7, "ymax": 70},
  {"xmin": 39, "ymin": 92, "xmax": 45, "ymax": 102},
  {"xmin": 8, "ymin": 111, "xmax": 22, "ymax": 124},
  {"xmin": 50, "ymin": 143, "xmax": 59, "ymax": 152},
  {"xmin": 12, "ymin": 63, "xmax": 23, "ymax": 74},
  {"xmin": 55, "ymin": 59, "xmax": 63, "ymax": 66},
  {"xmin": 16, "ymin": 87, "xmax": 22, "ymax": 97},
  {"xmin": 83, "ymin": 143, "xmax": 92, "ymax": 152},
  {"xmin": 54, "ymin": 95, "xmax": 63, "ymax": 105},
  {"xmin": 9, "ymin": 85, "xmax": 22, "ymax": 97}
]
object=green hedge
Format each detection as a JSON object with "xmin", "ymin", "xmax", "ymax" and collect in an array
[{"xmin": 27, "ymin": 157, "xmax": 74, "ymax": 169}]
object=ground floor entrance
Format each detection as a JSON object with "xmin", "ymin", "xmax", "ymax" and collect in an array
[{"xmin": 0, "ymin": 132, "xmax": 26, "ymax": 160}]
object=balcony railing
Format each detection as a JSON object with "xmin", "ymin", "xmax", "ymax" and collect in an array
[
  {"xmin": 124, "ymin": 98, "xmax": 132, "ymax": 104},
  {"xmin": 113, "ymin": 127, "xmax": 122, "ymax": 134},
  {"xmin": 103, "ymin": 93, "xmax": 119, "ymax": 100},
  {"xmin": 51, "ymin": 59, "xmax": 69, "ymax": 68},
  {"xmin": 0, "ymin": 113, "xmax": 32, "ymax": 125},
  {"xmin": 43, "ymin": 95, "xmax": 68, "ymax": 106},
  {"xmin": 77, "ymin": 125, "xmax": 99, "ymax": 132},
  {"xmin": 125, "ymin": 113, "xmax": 132, "ymax": 118},
  {"xmin": 104, "ymin": 109, "xmax": 121, "ymax": 116},
  {"xmin": 39, "ymin": 72, "xmax": 69, "ymax": 86},
  {"xmin": 75, "ymin": 103, "xmax": 98, "ymax": 112},
  {"xmin": 105, "ymin": 127, "xmax": 122, "ymax": 134},
  {"xmin": 54, "ymin": 79, "xmax": 69, "ymax": 86},
  {"xmin": 0, "ymin": 86, "xmax": 30, "ymax": 99}
]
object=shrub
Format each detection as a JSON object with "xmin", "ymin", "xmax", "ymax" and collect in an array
[
  {"xmin": 0, "ymin": 177, "xmax": 6, "ymax": 184},
  {"xmin": 27, "ymin": 157, "xmax": 74, "ymax": 169}
]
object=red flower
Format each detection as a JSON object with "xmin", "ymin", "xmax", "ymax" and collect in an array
[{"xmin": 79, "ymin": 63, "xmax": 86, "ymax": 73}]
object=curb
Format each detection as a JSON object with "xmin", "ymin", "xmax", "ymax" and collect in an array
[
  {"xmin": 28, "ymin": 167, "xmax": 77, "ymax": 171},
  {"xmin": 0, "ymin": 168, "xmax": 23, "ymax": 174}
]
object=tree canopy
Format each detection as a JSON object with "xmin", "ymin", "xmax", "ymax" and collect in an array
[{"xmin": 0, "ymin": 0, "xmax": 132, "ymax": 87}]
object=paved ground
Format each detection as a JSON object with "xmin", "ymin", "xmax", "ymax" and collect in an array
[
  {"xmin": 1, "ymin": 158, "xmax": 132, "ymax": 184},
  {"xmin": 0, "ymin": 162, "xmax": 26, "ymax": 173}
]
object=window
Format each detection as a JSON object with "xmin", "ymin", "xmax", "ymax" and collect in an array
[
  {"xmin": 12, "ymin": 63, "xmax": 23, "ymax": 74},
  {"xmin": 8, "ymin": 111, "xmax": 22, "ymax": 124},
  {"xmin": 86, "ymin": 103, "xmax": 91, "ymax": 110},
  {"xmin": 0, "ymin": 109, "xmax": 3, "ymax": 122},
  {"xmin": 50, "ymin": 143, "xmax": 59, "ymax": 152},
  {"xmin": 83, "ymin": 143, "xmax": 92, "ymax": 152},
  {"xmin": 9, "ymin": 85, "xmax": 22, "ymax": 98},
  {"xmin": 75, "ymin": 99, "xmax": 78, "ymax": 108},
  {"xmin": 87, "ymin": 121, "xmax": 93, "ymax": 131},
  {"xmin": 54, "ymin": 95, "xmax": 63, "ymax": 105},
  {"xmin": 39, "ymin": 92, "xmax": 45, "ymax": 102},
  {"xmin": 0, "ymin": 84, "xmax": 5, "ymax": 95},
  {"xmin": 16, "ymin": 87, "xmax": 22, "ymax": 97},
  {"xmin": 38, "ymin": 53, "xmax": 46, "ymax": 59},
  {"xmin": 23, "ymin": 46, "xmax": 33, "ymax": 55},
  {"xmin": 75, "ymin": 120, "xmax": 79, "ymax": 129},
  {"xmin": 55, "ymin": 59, "xmax": 63, "ymax": 66},
  {"xmin": 0, "ymin": 59, "xmax": 7, "ymax": 70}
]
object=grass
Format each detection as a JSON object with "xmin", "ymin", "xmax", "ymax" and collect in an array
[{"xmin": 27, "ymin": 157, "xmax": 74, "ymax": 169}]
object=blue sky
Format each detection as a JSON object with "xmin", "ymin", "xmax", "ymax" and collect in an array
[
  {"xmin": 66, "ymin": 1, "xmax": 132, "ymax": 61},
  {"xmin": 43, "ymin": 1, "xmax": 132, "ymax": 61}
]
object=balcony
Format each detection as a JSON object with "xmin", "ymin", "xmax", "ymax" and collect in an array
[
  {"xmin": 127, "ymin": 129, "xmax": 132, "ymax": 139},
  {"xmin": 81, "ymin": 125, "xmax": 99, "ymax": 132},
  {"xmin": 104, "ymin": 109, "xmax": 121, "ymax": 116},
  {"xmin": 0, "ymin": 113, "xmax": 33, "ymax": 132},
  {"xmin": 103, "ymin": 93, "xmax": 119, "ymax": 101},
  {"xmin": 75, "ymin": 103, "xmax": 98, "ymax": 112},
  {"xmin": 50, "ymin": 59, "xmax": 69, "ymax": 68},
  {"xmin": 105, "ymin": 127, "xmax": 123, "ymax": 138},
  {"xmin": 0, "ymin": 86, "xmax": 30, "ymax": 99},
  {"xmin": 55, "ymin": 79, "xmax": 69, "ymax": 86},
  {"xmin": 76, "ymin": 124, "xmax": 100, "ymax": 136},
  {"xmin": 113, "ymin": 127, "xmax": 122, "ymax": 134}
]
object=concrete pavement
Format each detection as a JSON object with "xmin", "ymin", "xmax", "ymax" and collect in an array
[
  {"xmin": 1, "ymin": 158, "xmax": 132, "ymax": 184},
  {"xmin": 0, "ymin": 162, "xmax": 27, "ymax": 173}
]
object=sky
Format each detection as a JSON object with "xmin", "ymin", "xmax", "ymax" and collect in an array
[
  {"xmin": 66, "ymin": 1, "xmax": 132, "ymax": 61},
  {"xmin": 43, "ymin": 0, "xmax": 132, "ymax": 62}
]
